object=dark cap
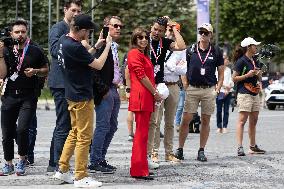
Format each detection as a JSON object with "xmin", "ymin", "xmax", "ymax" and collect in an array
[{"xmin": 74, "ymin": 14, "xmax": 98, "ymax": 31}]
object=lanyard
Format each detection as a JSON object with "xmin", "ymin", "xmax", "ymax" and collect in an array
[
  {"xmin": 196, "ymin": 45, "xmax": 211, "ymax": 66},
  {"xmin": 14, "ymin": 38, "xmax": 30, "ymax": 72},
  {"xmin": 150, "ymin": 38, "xmax": 163, "ymax": 63},
  {"xmin": 250, "ymin": 58, "xmax": 256, "ymax": 69}
]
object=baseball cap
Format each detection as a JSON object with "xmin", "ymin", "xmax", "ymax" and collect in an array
[
  {"xmin": 74, "ymin": 14, "xmax": 98, "ymax": 31},
  {"xmin": 198, "ymin": 23, "xmax": 213, "ymax": 33},
  {"xmin": 241, "ymin": 37, "xmax": 261, "ymax": 47}
]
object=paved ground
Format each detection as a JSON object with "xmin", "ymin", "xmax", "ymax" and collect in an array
[{"xmin": 0, "ymin": 101, "xmax": 283, "ymax": 189}]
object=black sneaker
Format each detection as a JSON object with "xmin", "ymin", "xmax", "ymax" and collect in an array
[
  {"xmin": 249, "ymin": 145, "xmax": 266, "ymax": 154},
  {"xmin": 237, "ymin": 146, "xmax": 246, "ymax": 156},
  {"xmin": 175, "ymin": 148, "xmax": 184, "ymax": 160},
  {"xmin": 99, "ymin": 160, "xmax": 117, "ymax": 170},
  {"xmin": 88, "ymin": 163, "xmax": 114, "ymax": 174},
  {"xmin": 197, "ymin": 150, "xmax": 207, "ymax": 162},
  {"xmin": 26, "ymin": 159, "xmax": 34, "ymax": 167}
]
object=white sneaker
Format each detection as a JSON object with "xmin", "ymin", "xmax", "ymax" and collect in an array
[
  {"xmin": 147, "ymin": 157, "xmax": 159, "ymax": 169},
  {"xmin": 74, "ymin": 177, "xmax": 102, "ymax": 188},
  {"xmin": 53, "ymin": 171, "xmax": 74, "ymax": 184}
]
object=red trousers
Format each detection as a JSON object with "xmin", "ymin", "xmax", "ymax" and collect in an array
[{"xmin": 130, "ymin": 111, "xmax": 151, "ymax": 177}]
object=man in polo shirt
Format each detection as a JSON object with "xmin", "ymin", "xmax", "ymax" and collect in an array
[
  {"xmin": 175, "ymin": 23, "xmax": 224, "ymax": 162},
  {"xmin": 53, "ymin": 14, "xmax": 112, "ymax": 187}
]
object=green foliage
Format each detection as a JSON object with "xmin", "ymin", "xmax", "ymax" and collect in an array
[
  {"xmin": 210, "ymin": 0, "xmax": 284, "ymax": 62},
  {"xmin": 0, "ymin": 0, "xmax": 195, "ymax": 55},
  {"xmin": 85, "ymin": 0, "xmax": 196, "ymax": 52}
]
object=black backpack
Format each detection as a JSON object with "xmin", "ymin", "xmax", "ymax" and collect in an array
[{"xmin": 188, "ymin": 112, "xmax": 201, "ymax": 133}]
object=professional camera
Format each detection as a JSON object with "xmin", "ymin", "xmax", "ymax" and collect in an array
[
  {"xmin": 0, "ymin": 27, "xmax": 18, "ymax": 48},
  {"xmin": 255, "ymin": 44, "xmax": 281, "ymax": 72}
]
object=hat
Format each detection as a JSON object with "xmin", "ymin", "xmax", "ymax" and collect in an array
[
  {"xmin": 241, "ymin": 37, "xmax": 261, "ymax": 47},
  {"xmin": 198, "ymin": 23, "xmax": 213, "ymax": 33},
  {"xmin": 74, "ymin": 14, "xmax": 98, "ymax": 31}
]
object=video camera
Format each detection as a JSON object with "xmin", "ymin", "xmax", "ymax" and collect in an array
[
  {"xmin": 255, "ymin": 44, "xmax": 281, "ymax": 72},
  {"xmin": 0, "ymin": 27, "xmax": 18, "ymax": 48}
]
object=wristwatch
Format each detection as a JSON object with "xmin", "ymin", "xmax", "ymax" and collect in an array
[{"xmin": 125, "ymin": 87, "xmax": 130, "ymax": 93}]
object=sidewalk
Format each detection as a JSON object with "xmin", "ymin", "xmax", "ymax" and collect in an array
[
  {"xmin": 37, "ymin": 99, "xmax": 129, "ymax": 110},
  {"xmin": 0, "ymin": 104, "xmax": 284, "ymax": 188}
]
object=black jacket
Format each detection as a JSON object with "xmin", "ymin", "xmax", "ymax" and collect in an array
[{"xmin": 93, "ymin": 45, "xmax": 114, "ymax": 105}]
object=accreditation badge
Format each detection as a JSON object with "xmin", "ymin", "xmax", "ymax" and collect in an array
[
  {"xmin": 10, "ymin": 72, "xmax": 19, "ymax": 81},
  {"xmin": 200, "ymin": 68, "xmax": 205, "ymax": 75}
]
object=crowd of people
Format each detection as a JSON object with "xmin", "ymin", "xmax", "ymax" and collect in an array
[{"xmin": 0, "ymin": 0, "xmax": 268, "ymax": 187}]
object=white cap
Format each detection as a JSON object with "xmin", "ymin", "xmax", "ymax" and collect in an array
[
  {"xmin": 241, "ymin": 37, "xmax": 261, "ymax": 47},
  {"xmin": 198, "ymin": 23, "xmax": 213, "ymax": 33}
]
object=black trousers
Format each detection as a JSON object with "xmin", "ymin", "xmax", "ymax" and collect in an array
[{"xmin": 1, "ymin": 92, "xmax": 37, "ymax": 161}]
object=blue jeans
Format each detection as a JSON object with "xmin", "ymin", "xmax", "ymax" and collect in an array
[
  {"xmin": 175, "ymin": 89, "xmax": 185, "ymax": 126},
  {"xmin": 216, "ymin": 92, "xmax": 232, "ymax": 128},
  {"xmin": 49, "ymin": 88, "xmax": 71, "ymax": 167},
  {"xmin": 27, "ymin": 112, "xmax": 37, "ymax": 163},
  {"xmin": 90, "ymin": 86, "xmax": 120, "ymax": 164}
]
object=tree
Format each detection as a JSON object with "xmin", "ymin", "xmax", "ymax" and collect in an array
[
  {"xmin": 210, "ymin": 0, "xmax": 283, "ymax": 63},
  {"xmin": 85, "ymin": 0, "xmax": 196, "ymax": 53}
]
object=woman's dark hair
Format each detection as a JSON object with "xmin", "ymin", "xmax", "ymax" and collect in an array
[
  {"xmin": 130, "ymin": 27, "xmax": 150, "ymax": 55},
  {"xmin": 232, "ymin": 44, "xmax": 247, "ymax": 63}
]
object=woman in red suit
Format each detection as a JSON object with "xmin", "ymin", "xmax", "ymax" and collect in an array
[{"xmin": 127, "ymin": 27, "xmax": 162, "ymax": 180}]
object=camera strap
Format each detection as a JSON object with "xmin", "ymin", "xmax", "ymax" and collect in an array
[{"xmin": 13, "ymin": 38, "xmax": 30, "ymax": 72}]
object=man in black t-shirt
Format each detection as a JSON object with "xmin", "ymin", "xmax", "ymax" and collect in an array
[
  {"xmin": 0, "ymin": 19, "xmax": 49, "ymax": 176},
  {"xmin": 147, "ymin": 16, "xmax": 186, "ymax": 168},
  {"xmin": 53, "ymin": 14, "xmax": 111, "ymax": 187},
  {"xmin": 175, "ymin": 23, "xmax": 224, "ymax": 162},
  {"xmin": 47, "ymin": 0, "xmax": 82, "ymax": 172}
]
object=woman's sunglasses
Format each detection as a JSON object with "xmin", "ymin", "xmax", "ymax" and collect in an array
[{"xmin": 137, "ymin": 35, "xmax": 149, "ymax": 40}]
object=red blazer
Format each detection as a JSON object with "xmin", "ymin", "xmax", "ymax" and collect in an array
[{"xmin": 128, "ymin": 49, "xmax": 155, "ymax": 112}]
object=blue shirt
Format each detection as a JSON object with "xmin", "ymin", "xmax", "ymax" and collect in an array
[
  {"xmin": 48, "ymin": 20, "xmax": 69, "ymax": 88},
  {"xmin": 186, "ymin": 43, "xmax": 224, "ymax": 86},
  {"xmin": 58, "ymin": 35, "xmax": 94, "ymax": 102},
  {"xmin": 234, "ymin": 55, "xmax": 260, "ymax": 96}
]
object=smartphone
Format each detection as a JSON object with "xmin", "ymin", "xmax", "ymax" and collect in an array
[{"xmin": 102, "ymin": 26, "xmax": 109, "ymax": 39}]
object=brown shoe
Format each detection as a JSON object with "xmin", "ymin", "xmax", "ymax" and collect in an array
[
  {"xmin": 151, "ymin": 153, "xmax": 159, "ymax": 163},
  {"xmin": 165, "ymin": 154, "xmax": 181, "ymax": 163}
]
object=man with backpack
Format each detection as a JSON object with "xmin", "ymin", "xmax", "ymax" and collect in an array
[{"xmin": 175, "ymin": 23, "xmax": 224, "ymax": 162}]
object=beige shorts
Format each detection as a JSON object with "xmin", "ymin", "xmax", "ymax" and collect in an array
[
  {"xmin": 237, "ymin": 93, "xmax": 260, "ymax": 112},
  {"xmin": 183, "ymin": 85, "xmax": 217, "ymax": 115}
]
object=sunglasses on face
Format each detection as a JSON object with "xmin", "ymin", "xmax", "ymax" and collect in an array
[
  {"xmin": 199, "ymin": 30, "xmax": 209, "ymax": 36},
  {"xmin": 109, "ymin": 24, "xmax": 123, "ymax": 29},
  {"xmin": 137, "ymin": 35, "xmax": 149, "ymax": 40}
]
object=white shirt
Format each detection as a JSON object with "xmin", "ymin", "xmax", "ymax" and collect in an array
[
  {"xmin": 164, "ymin": 50, "xmax": 187, "ymax": 82},
  {"xmin": 216, "ymin": 66, "xmax": 234, "ymax": 93}
]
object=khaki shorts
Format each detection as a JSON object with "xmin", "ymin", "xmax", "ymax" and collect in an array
[
  {"xmin": 237, "ymin": 93, "xmax": 260, "ymax": 112},
  {"xmin": 183, "ymin": 85, "xmax": 217, "ymax": 115}
]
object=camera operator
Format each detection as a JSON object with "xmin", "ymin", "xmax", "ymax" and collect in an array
[
  {"xmin": 232, "ymin": 37, "xmax": 265, "ymax": 156},
  {"xmin": 0, "ymin": 19, "xmax": 48, "ymax": 176}
]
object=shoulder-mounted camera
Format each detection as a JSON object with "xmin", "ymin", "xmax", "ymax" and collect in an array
[{"xmin": 0, "ymin": 27, "xmax": 19, "ymax": 48}]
